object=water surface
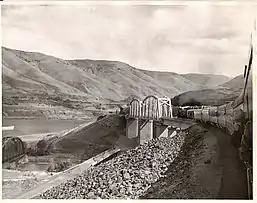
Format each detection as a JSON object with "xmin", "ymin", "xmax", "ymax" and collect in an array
[{"xmin": 2, "ymin": 118, "xmax": 94, "ymax": 137}]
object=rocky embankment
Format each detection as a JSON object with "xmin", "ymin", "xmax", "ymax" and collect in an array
[
  {"xmin": 141, "ymin": 125, "xmax": 205, "ymax": 198},
  {"xmin": 36, "ymin": 132, "xmax": 186, "ymax": 199},
  {"xmin": 2, "ymin": 170, "xmax": 53, "ymax": 199}
]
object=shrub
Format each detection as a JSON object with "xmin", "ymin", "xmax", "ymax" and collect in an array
[{"xmin": 47, "ymin": 159, "xmax": 72, "ymax": 172}]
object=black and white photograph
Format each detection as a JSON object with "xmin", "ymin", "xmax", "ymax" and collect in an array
[{"xmin": 1, "ymin": 0, "xmax": 256, "ymax": 200}]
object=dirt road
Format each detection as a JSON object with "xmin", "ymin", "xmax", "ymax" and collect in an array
[{"xmin": 141, "ymin": 124, "xmax": 248, "ymax": 199}]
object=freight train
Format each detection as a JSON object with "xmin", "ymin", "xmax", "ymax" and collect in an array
[
  {"xmin": 175, "ymin": 25, "xmax": 253, "ymax": 156},
  {"xmin": 172, "ymin": 27, "xmax": 254, "ymax": 199}
]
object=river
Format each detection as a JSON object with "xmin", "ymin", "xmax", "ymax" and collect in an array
[{"xmin": 2, "ymin": 118, "xmax": 95, "ymax": 137}]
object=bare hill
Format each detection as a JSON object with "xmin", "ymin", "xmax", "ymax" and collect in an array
[
  {"xmin": 219, "ymin": 74, "xmax": 244, "ymax": 89},
  {"xmin": 2, "ymin": 47, "xmax": 230, "ymax": 119},
  {"xmin": 172, "ymin": 75, "xmax": 244, "ymax": 106},
  {"xmin": 2, "ymin": 47, "xmax": 231, "ymax": 99},
  {"xmin": 181, "ymin": 73, "xmax": 230, "ymax": 88}
]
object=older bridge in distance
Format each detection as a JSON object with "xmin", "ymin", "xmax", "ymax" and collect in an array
[
  {"xmin": 126, "ymin": 95, "xmax": 195, "ymax": 145},
  {"xmin": 2, "ymin": 136, "xmax": 26, "ymax": 163}
]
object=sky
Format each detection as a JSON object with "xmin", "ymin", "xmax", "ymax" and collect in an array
[{"xmin": 2, "ymin": 2, "xmax": 256, "ymax": 77}]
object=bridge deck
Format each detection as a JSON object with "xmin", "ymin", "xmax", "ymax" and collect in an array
[
  {"xmin": 160, "ymin": 117, "xmax": 197, "ymax": 130},
  {"xmin": 126, "ymin": 116, "xmax": 196, "ymax": 130}
]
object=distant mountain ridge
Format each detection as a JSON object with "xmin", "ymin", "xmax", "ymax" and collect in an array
[
  {"xmin": 2, "ymin": 47, "xmax": 230, "ymax": 102},
  {"xmin": 172, "ymin": 74, "xmax": 245, "ymax": 106},
  {"xmin": 181, "ymin": 73, "xmax": 231, "ymax": 88},
  {"xmin": 219, "ymin": 74, "xmax": 244, "ymax": 89}
]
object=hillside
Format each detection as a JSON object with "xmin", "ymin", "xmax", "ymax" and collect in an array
[
  {"xmin": 2, "ymin": 47, "xmax": 230, "ymax": 119},
  {"xmin": 172, "ymin": 75, "xmax": 244, "ymax": 106},
  {"xmin": 49, "ymin": 114, "xmax": 135, "ymax": 161},
  {"xmin": 219, "ymin": 74, "xmax": 244, "ymax": 89},
  {"xmin": 181, "ymin": 73, "xmax": 231, "ymax": 88}
]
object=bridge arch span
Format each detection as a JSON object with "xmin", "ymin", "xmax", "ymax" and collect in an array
[
  {"xmin": 128, "ymin": 95, "xmax": 173, "ymax": 120},
  {"xmin": 2, "ymin": 136, "xmax": 26, "ymax": 163},
  {"xmin": 142, "ymin": 95, "xmax": 159, "ymax": 120},
  {"xmin": 129, "ymin": 98, "xmax": 141, "ymax": 118}
]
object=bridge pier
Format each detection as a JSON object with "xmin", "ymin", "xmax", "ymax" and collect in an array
[
  {"xmin": 155, "ymin": 124, "xmax": 168, "ymax": 138},
  {"xmin": 139, "ymin": 120, "xmax": 154, "ymax": 145},
  {"xmin": 126, "ymin": 118, "xmax": 191, "ymax": 145},
  {"xmin": 155, "ymin": 125, "xmax": 178, "ymax": 138},
  {"xmin": 169, "ymin": 127, "xmax": 177, "ymax": 138},
  {"xmin": 159, "ymin": 126, "xmax": 171, "ymax": 138},
  {"xmin": 126, "ymin": 118, "xmax": 139, "ymax": 139}
]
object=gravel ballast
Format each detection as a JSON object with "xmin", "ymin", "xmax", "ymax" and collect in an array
[
  {"xmin": 141, "ymin": 124, "xmax": 248, "ymax": 199},
  {"xmin": 36, "ymin": 132, "xmax": 186, "ymax": 199}
]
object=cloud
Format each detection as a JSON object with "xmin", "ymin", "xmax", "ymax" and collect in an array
[{"xmin": 2, "ymin": 3, "xmax": 256, "ymax": 77}]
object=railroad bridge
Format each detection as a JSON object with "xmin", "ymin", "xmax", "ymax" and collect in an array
[
  {"xmin": 2, "ymin": 95, "xmax": 194, "ymax": 163},
  {"xmin": 2, "ymin": 136, "xmax": 26, "ymax": 163},
  {"xmin": 126, "ymin": 95, "xmax": 195, "ymax": 145}
]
